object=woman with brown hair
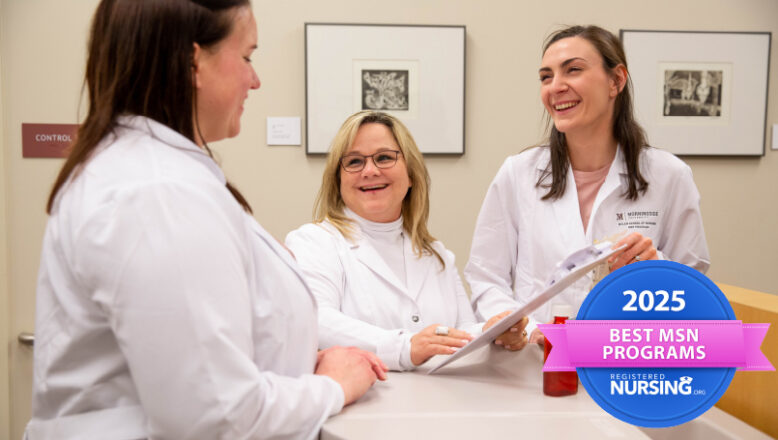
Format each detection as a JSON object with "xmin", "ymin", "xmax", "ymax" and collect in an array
[
  {"xmin": 466, "ymin": 25, "xmax": 710, "ymax": 346},
  {"xmin": 27, "ymin": 1, "xmax": 384, "ymax": 438},
  {"xmin": 286, "ymin": 111, "xmax": 527, "ymax": 371}
]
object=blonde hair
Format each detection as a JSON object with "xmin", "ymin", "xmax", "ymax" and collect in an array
[{"xmin": 313, "ymin": 111, "xmax": 444, "ymax": 267}]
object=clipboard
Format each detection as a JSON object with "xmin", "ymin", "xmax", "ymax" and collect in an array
[{"xmin": 427, "ymin": 241, "xmax": 625, "ymax": 374}]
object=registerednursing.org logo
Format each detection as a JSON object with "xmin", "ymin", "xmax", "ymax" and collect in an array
[
  {"xmin": 539, "ymin": 261, "xmax": 774, "ymax": 428},
  {"xmin": 609, "ymin": 373, "xmax": 694, "ymax": 396}
]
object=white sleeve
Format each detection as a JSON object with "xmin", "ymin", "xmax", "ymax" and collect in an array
[
  {"xmin": 74, "ymin": 181, "xmax": 342, "ymax": 440},
  {"xmin": 286, "ymin": 225, "xmax": 413, "ymax": 371},
  {"xmin": 465, "ymin": 159, "xmax": 522, "ymax": 322},
  {"xmin": 658, "ymin": 164, "xmax": 711, "ymax": 273}
]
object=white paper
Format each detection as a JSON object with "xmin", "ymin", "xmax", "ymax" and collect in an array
[
  {"xmin": 772, "ymin": 124, "xmax": 778, "ymax": 150},
  {"xmin": 427, "ymin": 241, "xmax": 625, "ymax": 374},
  {"xmin": 266, "ymin": 117, "xmax": 301, "ymax": 146}
]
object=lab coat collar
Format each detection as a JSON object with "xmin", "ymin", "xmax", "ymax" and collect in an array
[
  {"xmin": 539, "ymin": 145, "xmax": 627, "ymax": 246},
  {"xmin": 116, "ymin": 115, "xmax": 227, "ymax": 185},
  {"xmin": 533, "ymin": 144, "xmax": 627, "ymax": 176},
  {"xmin": 345, "ymin": 212, "xmax": 431, "ymax": 301}
]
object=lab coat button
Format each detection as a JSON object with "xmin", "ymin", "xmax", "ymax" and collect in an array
[{"xmin": 411, "ymin": 315, "xmax": 419, "ymax": 322}]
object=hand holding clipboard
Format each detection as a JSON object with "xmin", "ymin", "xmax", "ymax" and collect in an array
[{"xmin": 427, "ymin": 241, "xmax": 625, "ymax": 374}]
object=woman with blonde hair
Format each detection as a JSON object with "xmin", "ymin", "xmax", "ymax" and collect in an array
[{"xmin": 287, "ymin": 111, "xmax": 526, "ymax": 371}]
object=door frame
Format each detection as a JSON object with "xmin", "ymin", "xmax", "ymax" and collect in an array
[{"xmin": 0, "ymin": 1, "xmax": 15, "ymax": 433}]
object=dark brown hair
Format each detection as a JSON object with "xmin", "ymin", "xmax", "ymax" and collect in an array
[
  {"xmin": 538, "ymin": 25, "xmax": 648, "ymax": 201},
  {"xmin": 47, "ymin": 0, "xmax": 252, "ymax": 213}
]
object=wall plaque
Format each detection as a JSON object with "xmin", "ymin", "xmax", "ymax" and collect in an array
[{"xmin": 22, "ymin": 123, "xmax": 79, "ymax": 158}]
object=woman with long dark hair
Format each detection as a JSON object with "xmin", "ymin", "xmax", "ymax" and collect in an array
[
  {"xmin": 27, "ymin": 1, "xmax": 384, "ymax": 438},
  {"xmin": 466, "ymin": 25, "xmax": 709, "ymax": 346}
]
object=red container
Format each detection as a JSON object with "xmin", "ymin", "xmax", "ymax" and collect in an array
[{"xmin": 543, "ymin": 306, "xmax": 578, "ymax": 396}]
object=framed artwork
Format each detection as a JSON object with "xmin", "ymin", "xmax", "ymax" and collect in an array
[
  {"xmin": 620, "ymin": 30, "xmax": 771, "ymax": 156},
  {"xmin": 305, "ymin": 23, "xmax": 466, "ymax": 155}
]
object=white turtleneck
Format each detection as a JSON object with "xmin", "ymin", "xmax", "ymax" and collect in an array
[{"xmin": 346, "ymin": 208, "xmax": 407, "ymax": 287}]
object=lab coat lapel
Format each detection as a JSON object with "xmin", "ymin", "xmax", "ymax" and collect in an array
[
  {"xmin": 403, "ymin": 235, "xmax": 435, "ymax": 302},
  {"xmin": 249, "ymin": 220, "xmax": 314, "ymax": 298},
  {"xmin": 544, "ymin": 160, "xmax": 587, "ymax": 250},
  {"xmin": 351, "ymin": 232, "xmax": 408, "ymax": 295},
  {"xmin": 585, "ymin": 146, "xmax": 627, "ymax": 242}
]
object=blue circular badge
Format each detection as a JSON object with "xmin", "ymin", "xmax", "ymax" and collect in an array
[{"xmin": 576, "ymin": 260, "xmax": 735, "ymax": 428}]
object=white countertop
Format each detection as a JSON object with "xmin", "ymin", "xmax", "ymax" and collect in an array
[
  {"xmin": 321, "ymin": 343, "xmax": 772, "ymax": 440},
  {"xmin": 322, "ymin": 344, "xmax": 649, "ymax": 439}
]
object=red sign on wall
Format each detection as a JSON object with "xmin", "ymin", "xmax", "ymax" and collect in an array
[{"xmin": 22, "ymin": 123, "xmax": 79, "ymax": 158}]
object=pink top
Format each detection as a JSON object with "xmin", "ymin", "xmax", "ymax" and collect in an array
[{"xmin": 572, "ymin": 163, "xmax": 611, "ymax": 233}]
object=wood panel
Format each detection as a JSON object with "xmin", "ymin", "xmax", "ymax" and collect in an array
[{"xmin": 715, "ymin": 283, "xmax": 778, "ymax": 438}]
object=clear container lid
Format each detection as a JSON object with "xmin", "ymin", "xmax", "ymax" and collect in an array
[{"xmin": 551, "ymin": 303, "xmax": 575, "ymax": 319}]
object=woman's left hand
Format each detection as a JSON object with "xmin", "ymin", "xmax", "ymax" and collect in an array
[
  {"xmin": 529, "ymin": 328, "xmax": 545, "ymax": 345},
  {"xmin": 317, "ymin": 346, "xmax": 389, "ymax": 381},
  {"xmin": 608, "ymin": 232, "xmax": 657, "ymax": 271},
  {"xmin": 483, "ymin": 310, "xmax": 529, "ymax": 351}
]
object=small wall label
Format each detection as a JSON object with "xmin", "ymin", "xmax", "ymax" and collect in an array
[{"xmin": 22, "ymin": 123, "xmax": 79, "ymax": 158}]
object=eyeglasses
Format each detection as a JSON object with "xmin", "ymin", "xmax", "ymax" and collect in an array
[{"xmin": 340, "ymin": 150, "xmax": 402, "ymax": 173}]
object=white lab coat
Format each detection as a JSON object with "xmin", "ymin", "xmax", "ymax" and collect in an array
[
  {"xmin": 27, "ymin": 116, "xmax": 343, "ymax": 440},
  {"xmin": 286, "ymin": 219, "xmax": 480, "ymax": 371},
  {"xmin": 465, "ymin": 146, "xmax": 710, "ymax": 330}
]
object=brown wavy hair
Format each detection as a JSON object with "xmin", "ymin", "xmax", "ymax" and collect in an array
[
  {"xmin": 313, "ymin": 111, "xmax": 444, "ymax": 267},
  {"xmin": 538, "ymin": 25, "xmax": 649, "ymax": 201},
  {"xmin": 46, "ymin": 0, "xmax": 252, "ymax": 213}
]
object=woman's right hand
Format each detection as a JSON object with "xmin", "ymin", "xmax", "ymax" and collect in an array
[
  {"xmin": 410, "ymin": 324, "xmax": 473, "ymax": 366},
  {"xmin": 315, "ymin": 346, "xmax": 386, "ymax": 405}
]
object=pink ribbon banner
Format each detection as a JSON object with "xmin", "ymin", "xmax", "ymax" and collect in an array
[{"xmin": 538, "ymin": 320, "xmax": 773, "ymax": 372}]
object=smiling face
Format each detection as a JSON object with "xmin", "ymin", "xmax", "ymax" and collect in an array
[
  {"xmin": 539, "ymin": 36, "xmax": 624, "ymax": 141},
  {"xmin": 194, "ymin": 7, "xmax": 260, "ymax": 144},
  {"xmin": 339, "ymin": 123, "xmax": 411, "ymax": 223}
]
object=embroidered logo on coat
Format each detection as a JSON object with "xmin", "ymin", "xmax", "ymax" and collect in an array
[{"xmin": 615, "ymin": 211, "xmax": 660, "ymax": 230}]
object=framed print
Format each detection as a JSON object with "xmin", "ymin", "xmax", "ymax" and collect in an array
[
  {"xmin": 620, "ymin": 30, "xmax": 771, "ymax": 156},
  {"xmin": 305, "ymin": 23, "xmax": 466, "ymax": 155}
]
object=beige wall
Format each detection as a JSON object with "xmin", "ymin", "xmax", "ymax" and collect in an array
[
  {"xmin": 0, "ymin": 0, "xmax": 12, "ymax": 438},
  {"xmin": 235, "ymin": 0, "xmax": 778, "ymax": 295},
  {"xmin": 2, "ymin": 1, "xmax": 92, "ymax": 437},
  {"xmin": 2, "ymin": 0, "xmax": 777, "ymax": 437}
]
